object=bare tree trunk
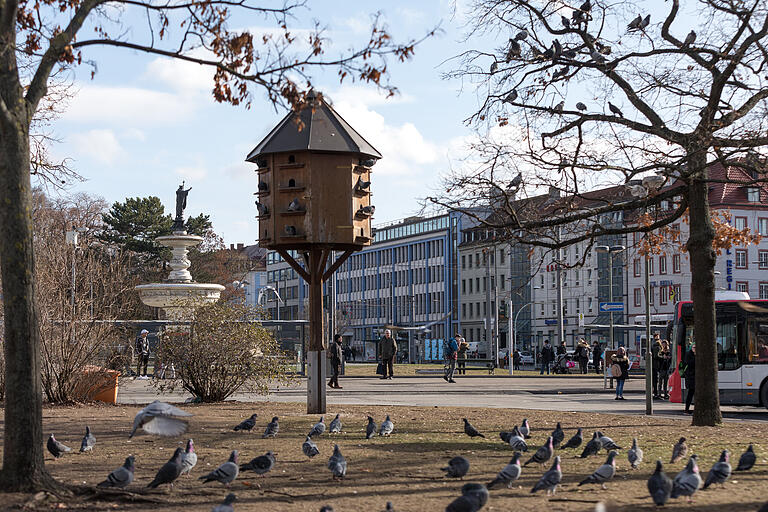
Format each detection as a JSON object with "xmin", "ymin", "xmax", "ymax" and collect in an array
[{"xmin": 686, "ymin": 151, "xmax": 722, "ymax": 427}]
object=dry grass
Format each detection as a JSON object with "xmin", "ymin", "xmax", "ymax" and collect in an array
[{"xmin": 0, "ymin": 401, "xmax": 766, "ymax": 511}]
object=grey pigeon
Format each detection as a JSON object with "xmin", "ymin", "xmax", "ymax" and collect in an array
[
  {"xmin": 608, "ymin": 102, "xmax": 623, "ymax": 118},
  {"xmin": 47, "ymin": 434, "xmax": 71, "ymax": 459},
  {"xmin": 551, "ymin": 422, "xmax": 564, "ymax": 449},
  {"xmin": 627, "ymin": 14, "xmax": 642, "ymax": 31},
  {"xmin": 329, "ymin": 414, "xmax": 342, "ymax": 434},
  {"xmin": 257, "ymin": 181, "xmax": 268, "ymax": 191},
  {"xmin": 366, "ymin": 416, "xmax": 377, "ymax": 439},
  {"xmin": 211, "ymin": 493, "xmax": 237, "ymax": 512},
  {"xmin": 519, "ymin": 419, "xmax": 531, "ymax": 439},
  {"xmin": 285, "ymin": 225, "xmax": 297, "ymax": 236},
  {"xmin": 670, "ymin": 437, "xmax": 688, "ymax": 464},
  {"xmin": 490, "ymin": 61, "xmax": 497, "ymax": 73},
  {"xmin": 597, "ymin": 431, "xmax": 622, "ymax": 451},
  {"xmin": 98, "ymin": 456, "xmax": 135, "ymax": 488},
  {"xmin": 581, "ymin": 432, "xmax": 602, "ymax": 458},
  {"xmin": 328, "ymin": 444, "xmax": 347, "ymax": 480},
  {"xmin": 379, "ymin": 415, "xmax": 394, "ymax": 436},
  {"xmin": 383, "ymin": 502, "xmax": 394, "ymax": 512},
  {"xmin": 234, "ymin": 413, "xmax": 258, "ymax": 432},
  {"xmin": 507, "ymin": 426, "xmax": 528, "ymax": 452},
  {"xmin": 240, "ymin": 451, "xmax": 275, "ymax": 475},
  {"xmin": 287, "ymin": 198, "xmax": 302, "ymax": 211},
  {"xmin": 463, "ymin": 418, "xmax": 485, "ymax": 438},
  {"xmin": 505, "ymin": 40, "xmax": 521, "ymax": 61},
  {"xmin": 80, "ymin": 426, "xmax": 95, "ymax": 453},
  {"xmin": 442, "ymin": 456, "xmax": 470, "ymax": 478},
  {"xmin": 359, "ymin": 157, "xmax": 376, "ymax": 167},
  {"xmin": 355, "ymin": 177, "xmax": 371, "ymax": 191},
  {"xmin": 255, "ymin": 201, "xmax": 269, "ymax": 216},
  {"xmin": 579, "ymin": 450, "xmax": 617, "ymax": 489},
  {"xmin": 561, "ymin": 16, "xmax": 570, "ymax": 29},
  {"xmin": 684, "ymin": 30, "xmax": 696, "ymax": 47},
  {"xmin": 648, "ymin": 460, "xmax": 673, "ymax": 506},
  {"xmin": 628, "ymin": 438, "xmax": 643, "ymax": 469},
  {"xmin": 320, "ymin": 507, "xmax": 334, "ymax": 512},
  {"xmin": 130, "ymin": 400, "xmax": 192, "ymax": 438},
  {"xmin": 514, "ymin": 29, "xmax": 528, "ymax": 41},
  {"xmin": 262, "ymin": 416, "xmax": 279, "ymax": 438},
  {"xmin": 309, "ymin": 416, "xmax": 326, "ymax": 438},
  {"xmin": 487, "ymin": 453, "xmax": 522, "ymax": 489},
  {"xmin": 575, "ymin": 102, "xmax": 587, "ymax": 112},
  {"xmin": 553, "ymin": 101, "xmax": 564, "ymax": 114},
  {"xmin": 703, "ymin": 450, "xmax": 731, "ymax": 489},
  {"xmin": 499, "ymin": 431, "xmax": 514, "ymax": 444},
  {"xmin": 445, "ymin": 483, "xmax": 488, "ymax": 512},
  {"xmin": 181, "ymin": 438, "xmax": 198, "ymax": 476},
  {"xmin": 590, "ymin": 49, "xmax": 607, "ymax": 63},
  {"xmin": 200, "ymin": 450, "xmax": 239, "ymax": 486},
  {"xmin": 579, "ymin": 0, "xmax": 592, "ymax": 12},
  {"xmin": 524, "ymin": 436, "xmax": 553, "ymax": 467},
  {"xmin": 562, "ymin": 428, "xmax": 583, "ymax": 449},
  {"xmin": 302, "ymin": 436, "xmax": 320, "ymax": 458},
  {"xmin": 147, "ymin": 447, "xmax": 184, "ymax": 488},
  {"xmin": 639, "ymin": 14, "xmax": 650, "ymax": 29},
  {"xmin": 503, "ymin": 89, "xmax": 518, "ymax": 104},
  {"xmin": 735, "ymin": 445, "xmax": 756, "ymax": 471},
  {"xmin": 671, "ymin": 455, "xmax": 702, "ymax": 501},
  {"xmin": 530, "ymin": 456, "xmax": 562, "ymax": 495}
]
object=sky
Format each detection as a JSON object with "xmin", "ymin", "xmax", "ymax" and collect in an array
[{"xmin": 51, "ymin": 0, "xmax": 484, "ymax": 245}]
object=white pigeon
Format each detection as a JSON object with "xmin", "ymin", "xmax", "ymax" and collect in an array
[
  {"xmin": 180, "ymin": 438, "xmax": 198, "ymax": 476},
  {"xmin": 129, "ymin": 400, "xmax": 192, "ymax": 438}
]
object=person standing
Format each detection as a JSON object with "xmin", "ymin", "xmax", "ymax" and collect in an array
[
  {"xmin": 540, "ymin": 340, "xmax": 555, "ymax": 375},
  {"xmin": 576, "ymin": 338, "xmax": 590, "ymax": 374},
  {"xmin": 557, "ymin": 342, "xmax": 567, "ymax": 357},
  {"xmin": 456, "ymin": 334, "xmax": 469, "ymax": 375},
  {"xmin": 592, "ymin": 341, "xmax": 602, "ymax": 374},
  {"xmin": 658, "ymin": 339, "xmax": 671, "ymax": 399},
  {"xmin": 611, "ymin": 346, "xmax": 630, "ymax": 400},
  {"xmin": 328, "ymin": 334, "xmax": 344, "ymax": 389},
  {"xmin": 651, "ymin": 333, "xmax": 663, "ymax": 399},
  {"xmin": 135, "ymin": 329, "xmax": 150, "ymax": 379},
  {"xmin": 513, "ymin": 348, "xmax": 521, "ymax": 370},
  {"xmin": 444, "ymin": 336, "xmax": 459, "ymax": 383},
  {"xmin": 683, "ymin": 343, "xmax": 696, "ymax": 414},
  {"xmin": 378, "ymin": 329, "xmax": 397, "ymax": 380}
]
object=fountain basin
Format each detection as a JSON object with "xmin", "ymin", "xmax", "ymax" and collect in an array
[{"xmin": 135, "ymin": 282, "xmax": 225, "ymax": 309}]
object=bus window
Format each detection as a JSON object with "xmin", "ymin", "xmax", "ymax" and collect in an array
[
  {"xmin": 717, "ymin": 321, "xmax": 740, "ymax": 371},
  {"xmin": 748, "ymin": 320, "xmax": 768, "ymax": 363}
]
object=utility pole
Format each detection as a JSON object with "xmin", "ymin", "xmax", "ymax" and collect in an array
[
  {"xmin": 556, "ymin": 227, "xmax": 565, "ymax": 348},
  {"xmin": 484, "ymin": 248, "xmax": 493, "ymax": 362},
  {"xmin": 645, "ymin": 248, "xmax": 653, "ymax": 415}
]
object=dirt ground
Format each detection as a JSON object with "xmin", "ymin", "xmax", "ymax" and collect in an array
[{"xmin": 0, "ymin": 401, "xmax": 766, "ymax": 511}]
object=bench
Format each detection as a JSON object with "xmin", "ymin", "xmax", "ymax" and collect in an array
[{"xmin": 457, "ymin": 358, "xmax": 496, "ymax": 375}]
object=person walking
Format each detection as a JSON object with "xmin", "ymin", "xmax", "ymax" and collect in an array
[
  {"xmin": 135, "ymin": 329, "xmax": 151, "ymax": 379},
  {"xmin": 328, "ymin": 334, "xmax": 344, "ymax": 389},
  {"xmin": 683, "ymin": 343, "xmax": 696, "ymax": 414},
  {"xmin": 611, "ymin": 346, "xmax": 630, "ymax": 400},
  {"xmin": 378, "ymin": 329, "xmax": 397, "ymax": 380},
  {"xmin": 651, "ymin": 333, "xmax": 663, "ymax": 399},
  {"xmin": 592, "ymin": 341, "xmax": 602, "ymax": 374},
  {"xmin": 513, "ymin": 349, "xmax": 522, "ymax": 370},
  {"xmin": 444, "ymin": 336, "xmax": 459, "ymax": 383},
  {"xmin": 456, "ymin": 334, "xmax": 469, "ymax": 375},
  {"xmin": 658, "ymin": 339, "xmax": 672, "ymax": 400},
  {"xmin": 575, "ymin": 338, "xmax": 590, "ymax": 374},
  {"xmin": 540, "ymin": 340, "xmax": 555, "ymax": 375}
]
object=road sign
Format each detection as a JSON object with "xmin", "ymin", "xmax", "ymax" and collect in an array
[{"xmin": 599, "ymin": 302, "xmax": 624, "ymax": 312}]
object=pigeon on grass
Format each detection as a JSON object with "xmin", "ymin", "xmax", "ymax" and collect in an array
[
  {"xmin": 329, "ymin": 414, "xmax": 342, "ymax": 434},
  {"xmin": 130, "ymin": 400, "xmax": 192, "ymax": 438},
  {"xmin": 379, "ymin": 415, "xmax": 394, "ymax": 436},
  {"xmin": 506, "ymin": 426, "xmax": 528, "ymax": 452},
  {"xmin": 47, "ymin": 434, "xmax": 71, "ymax": 459},
  {"xmin": 670, "ymin": 437, "xmax": 688, "ymax": 464},
  {"xmin": 580, "ymin": 432, "xmax": 602, "ymax": 458},
  {"xmin": 240, "ymin": 451, "xmax": 275, "ymax": 476},
  {"xmin": 309, "ymin": 416, "xmax": 326, "ymax": 438},
  {"xmin": 366, "ymin": 416, "xmax": 377, "ymax": 439},
  {"xmin": 486, "ymin": 453, "xmax": 522, "ymax": 489},
  {"xmin": 147, "ymin": 447, "xmax": 184, "ymax": 489},
  {"xmin": 303, "ymin": 436, "xmax": 320, "ymax": 458},
  {"xmin": 530, "ymin": 456, "xmax": 562, "ymax": 495},
  {"xmin": 671, "ymin": 455, "xmax": 702, "ymax": 502},
  {"xmin": 328, "ymin": 445, "xmax": 347, "ymax": 480},
  {"xmin": 524, "ymin": 436, "xmax": 553, "ymax": 467},
  {"xmin": 579, "ymin": 450, "xmax": 617, "ymax": 489},
  {"xmin": 442, "ymin": 456, "xmax": 470, "ymax": 479},
  {"xmin": 200, "ymin": 450, "xmax": 239, "ymax": 486},
  {"xmin": 262, "ymin": 416, "xmax": 279, "ymax": 438},
  {"xmin": 647, "ymin": 460, "xmax": 673, "ymax": 506},
  {"xmin": 562, "ymin": 428, "xmax": 583, "ymax": 450},
  {"xmin": 181, "ymin": 438, "xmax": 197, "ymax": 476},
  {"xmin": 551, "ymin": 422, "xmax": 564, "ymax": 449},
  {"xmin": 628, "ymin": 438, "xmax": 643, "ymax": 469},
  {"xmin": 703, "ymin": 450, "xmax": 731, "ymax": 489},
  {"xmin": 463, "ymin": 418, "xmax": 485, "ymax": 438},
  {"xmin": 446, "ymin": 483, "xmax": 489, "ymax": 512},
  {"xmin": 233, "ymin": 413, "xmax": 258, "ymax": 432},
  {"xmin": 597, "ymin": 431, "xmax": 622, "ymax": 451},
  {"xmin": 735, "ymin": 444, "xmax": 756, "ymax": 471},
  {"xmin": 80, "ymin": 426, "xmax": 95, "ymax": 453},
  {"xmin": 98, "ymin": 456, "xmax": 135, "ymax": 488},
  {"xmin": 211, "ymin": 493, "xmax": 237, "ymax": 512},
  {"xmin": 519, "ymin": 419, "xmax": 531, "ymax": 439}
]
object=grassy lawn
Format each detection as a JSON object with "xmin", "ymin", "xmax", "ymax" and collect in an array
[
  {"xmin": 343, "ymin": 363, "xmax": 602, "ymax": 377},
  {"xmin": 2, "ymin": 401, "xmax": 765, "ymax": 511}
]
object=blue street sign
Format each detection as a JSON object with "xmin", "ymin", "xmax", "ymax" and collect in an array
[{"xmin": 599, "ymin": 302, "xmax": 624, "ymax": 312}]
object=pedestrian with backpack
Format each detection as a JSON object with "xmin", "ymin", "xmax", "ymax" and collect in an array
[
  {"xmin": 610, "ymin": 347, "xmax": 630, "ymax": 400},
  {"xmin": 135, "ymin": 329, "xmax": 151, "ymax": 379},
  {"xmin": 444, "ymin": 336, "xmax": 459, "ymax": 383}
]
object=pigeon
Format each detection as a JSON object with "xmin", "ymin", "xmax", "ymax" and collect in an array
[
  {"xmin": 262, "ymin": 416, "xmax": 279, "ymax": 438},
  {"xmin": 648, "ymin": 460, "xmax": 673, "ymax": 506},
  {"xmin": 590, "ymin": 49, "xmax": 607, "ymax": 63},
  {"xmin": 627, "ymin": 14, "xmax": 642, "ymax": 31},
  {"xmin": 463, "ymin": 418, "xmax": 485, "ymax": 438},
  {"xmin": 514, "ymin": 29, "xmax": 528, "ymax": 41},
  {"xmin": 499, "ymin": 431, "xmax": 514, "ymax": 443},
  {"xmin": 233, "ymin": 413, "xmax": 258, "ymax": 432},
  {"xmin": 487, "ymin": 453, "xmax": 522, "ymax": 489},
  {"xmin": 287, "ymin": 198, "xmax": 302, "ymax": 211},
  {"xmin": 575, "ymin": 102, "xmax": 587, "ymax": 111},
  {"xmin": 79, "ymin": 426, "xmax": 95, "ymax": 453},
  {"xmin": 579, "ymin": 451, "xmax": 617, "ymax": 489},
  {"xmin": 581, "ymin": 432, "xmax": 602, "ymax": 458},
  {"xmin": 597, "ymin": 431, "xmax": 622, "ymax": 451},
  {"xmin": 355, "ymin": 177, "xmax": 371, "ymax": 192},
  {"xmin": 303, "ymin": 436, "xmax": 320, "ymax": 458},
  {"xmin": 684, "ymin": 30, "xmax": 696, "ymax": 47},
  {"xmin": 670, "ymin": 437, "xmax": 688, "ymax": 464},
  {"xmin": 579, "ymin": 0, "xmax": 592, "ymax": 12},
  {"xmin": 703, "ymin": 450, "xmax": 731, "ymax": 489},
  {"xmin": 561, "ymin": 16, "xmax": 570, "ymax": 29},
  {"xmin": 47, "ymin": 434, "xmax": 71, "ymax": 459},
  {"xmin": 181, "ymin": 438, "xmax": 198, "ymax": 476},
  {"xmin": 240, "ymin": 451, "xmax": 276, "ymax": 475},
  {"xmin": 309, "ymin": 416, "xmax": 326, "ymax": 438},
  {"xmin": 383, "ymin": 502, "xmax": 394, "ymax": 512},
  {"xmin": 505, "ymin": 39, "xmax": 521, "ymax": 61},
  {"xmin": 255, "ymin": 201, "xmax": 269, "ymax": 216},
  {"xmin": 285, "ymin": 225, "xmax": 297, "ymax": 236},
  {"xmin": 328, "ymin": 444, "xmax": 347, "ymax": 480},
  {"xmin": 551, "ymin": 39, "xmax": 562, "ymax": 60},
  {"xmin": 147, "ymin": 447, "xmax": 184, "ymax": 488},
  {"xmin": 563, "ymin": 48, "xmax": 577, "ymax": 59},
  {"xmin": 506, "ymin": 426, "xmax": 528, "ymax": 452},
  {"xmin": 490, "ymin": 61, "xmax": 498, "ymax": 73},
  {"xmin": 551, "ymin": 422, "xmax": 564, "ymax": 449},
  {"xmin": 531, "ymin": 456, "xmax": 562, "ymax": 495},
  {"xmin": 639, "ymin": 14, "xmax": 650, "ymax": 29},
  {"xmin": 130, "ymin": 400, "xmax": 192, "ymax": 438},
  {"xmin": 200, "ymin": 450, "xmax": 239, "ymax": 486},
  {"xmin": 735, "ymin": 445, "xmax": 756, "ymax": 471},
  {"xmin": 446, "ymin": 483, "xmax": 489, "ymax": 512},
  {"xmin": 366, "ymin": 416, "xmax": 377, "ymax": 439},
  {"xmin": 98, "ymin": 456, "xmax": 135, "ymax": 488},
  {"xmin": 258, "ymin": 181, "xmax": 268, "ymax": 191},
  {"xmin": 379, "ymin": 415, "xmax": 394, "ymax": 436},
  {"xmin": 359, "ymin": 158, "xmax": 376, "ymax": 167},
  {"xmin": 255, "ymin": 158, "xmax": 267, "ymax": 169},
  {"xmin": 524, "ymin": 436, "xmax": 553, "ymax": 467},
  {"xmin": 552, "ymin": 66, "xmax": 569, "ymax": 80},
  {"xmin": 211, "ymin": 493, "xmax": 237, "ymax": 512},
  {"xmin": 240, "ymin": 452, "xmax": 278, "ymax": 475},
  {"xmin": 361, "ymin": 205, "xmax": 375, "ymax": 215},
  {"xmin": 320, "ymin": 507, "xmax": 334, "ymax": 512},
  {"xmin": 502, "ymin": 89, "xmax": 518, "ymax": 103},
  {"xmin": 519, "ymin": 419, "xmax": 531, "ymax": 439},
  {"xmin": 628, "ymin": 438, "xmax": 643, "ymax": 469},
  {"xmin": 562, "ymin": 428, "xmax": 583, "ymax": 449},
  {"xmin": 329, "ymin": 414, "xmax": 342, "ymax": 434},
  {"xmin": 671, "ymin": 455, "xmax": 702, "ymax": 502},
  {"xmin": 608, "ymin": 102, "xmax": 623, "ymax": 117},
  {"xmin": 442, "ymin": 456, "xmax": 471, "ymax": 478}
]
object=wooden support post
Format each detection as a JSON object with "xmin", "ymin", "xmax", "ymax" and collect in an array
[{"xmin": 307, "ymin": 248, "xmax": 326, "ymax": 414}]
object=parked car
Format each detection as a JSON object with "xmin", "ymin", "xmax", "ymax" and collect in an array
[{"xmin": 519, "ymin": 351, "xmax": 534, "ymax": 364}]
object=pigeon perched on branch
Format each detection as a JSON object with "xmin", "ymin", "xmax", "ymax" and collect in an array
[
  {"xmin": 530, "ymin": 456, "xmax": 562, "ymax": 495},
  {"xmin": 579, "ymin": 450, "xmax": 617, "ymax": 489},
  {"xmin": 309, "ymin": 416, "xmax": 326, "ymax": 438},
  {"xmin": 47, "ymin": 434, "xmax": 71, "ymax": 459},
  {"xmin": 703, "ymin": 450, "xmax": 731, "ymax": 489},
  {"xmin": 505, "ymin": 40, "xmax": 521, "ymax": 61},
  {"xmin": 562, "ymin": 427, "xmax": 583, "ymax": 449},
  {"xmin": 487, "ymin": 453, "xmax": 522, "ymax": 489},
  {"xmin": 80, "ymin": 426, "xmax": 95, "ymax": 453},
  {"xmin": 328, "ymin": 445, "xmax": 347, "ymax": 480},
  {"xmin": 463, "ymin": 418, "xmax": 485, "ymax": 438},
  {"xmin": 683, "ymin": 30, "xmax": 696, "ymax": 47},
  {"xmin": 240, "ymin": 451, "xmax": 275, "ymax": 476},
  {"xmin": 648, "ymin": 460, "xmax": 673, "ymax": 506},
  {"xmin": 608, "ymin": 102, "xmax": 623, "ymax": 118},
  {"xmin": 735, "ymin": 445, "xmax": 756, "ymax": 471},
  {"xmin": 211, "ymin": 493, "xmax": 237, "ymax": 512},
  {"xmin": 442, "ymin": 456, "xmax": 470, "ymax": 479},
  {"xmin": 234, "ymin": 413, "xmax": 258, "ymax": 432},
  {"xmin": 98, "ymin": 456, "xmax": 135, "ymax": 488},
  {"xmin": 147, "ymin": 447, "xmax": 184, "ymax": 489},
  {"xmin": 303, "ymin": 436, "xmax": 320, "ymax": 458},
  {"xmin": 514, "ymin": 29, "xmax": 528, "ymax": 41},
  {"xmin": 671, "ymin": 455, "xmax": 702, "ymax": 502},
  {"xmin": 575, "ymin": 102, "xmax": 587, "ymax": 112},
  {"xmin": 627, "ymin": 14, "xmax": 642, "ymax": 31},
  {"xmin": 262, "ymin": 416, "xmax": 279, "ymax": 438},
  {"xmin": 130, "ymin": 400, "xmax": 192, "ymax": 438},
  {"xmin": 181, "ymin": 438, "xmax": 198, "ymax": 476},
  {"xmin": 200, "ymin": 450, "xmax": 239, "ymax": 486},
  {"xmin": 502, "ymin": 89, "xmax": 518, "ymax": 104},
  {"xmin": 628, "ymin": 438, "xmax": 643, "ymax": 469}
]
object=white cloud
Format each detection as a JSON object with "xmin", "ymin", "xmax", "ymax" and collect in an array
[
  {"xmin": 329, "ymin": 85, "xmax": 414, "ymax": 108},
  {"xmin": 69, "ymin": 129, "xmax": 123, "ymax": 164},
  {"xmin": 64, "ymin": 85, "xmax": 196, "ymax": 126},
  {"xmin": 145, "ymin": 55, "xmax": 214, "ymax": 94},
  {"xmin": 174, "ymin": 165, "xmax": 208, "ymax": 181}
]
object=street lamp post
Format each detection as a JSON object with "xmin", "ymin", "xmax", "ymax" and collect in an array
[{"xmin": 509, "ymin": 286, "xmax": 541, "ymax": 376}]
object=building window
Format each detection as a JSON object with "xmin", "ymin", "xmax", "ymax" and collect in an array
[
  {"xmin": 500, "ymin": 274, "xmax": 506, "ymax": 290},
  {"xmin": 500, "ymin": 250, "xmax": 505, "ymax": 265},
  {"xmin": 575, "ymin": 298, "xmax": 580, "ymax": 313},
  {"xmin": 759, "ymin": 218, "xmax": 768, "ymax": 236},
  {"xmin": 634, "ymin": 288, "xmax": 642, "ymax": 307},
  {"xmin": 760, "ymin": 282, "xmax": 768, "ymax": 300},
  {"xmin": 462, "ymin": 279, "xmax": 466, "ymax": 294},
  {"xmin": 648, "ymin": 258, "xmax": 655, "ymax": 275},
  {"xmin": 736, "ymin": 281, "xmax": 749, "ymax": 294},
  {"xmin": 759, "ymin": 250, "xmax": 768, "ymax": 270},
  {"xmin": 659, "ymin": 256, "xmax": 667, "ymax": 275},
  {"xmin": 660, "ymin": 286, "xmax": 668, "ymax": 305},
  {"xmin": 746, "ymin": 187, "xmax": 760, "ymax": 202},
  {"xmin": 649, "ymin": 287, "xmax": 655, "ymax": 305},
  {"xmin": 588, "ymin": 297, "xmax": 593, "ymax": 312},
  {"xmin": 469, "ymin": 280, "xmax": 473, "ymax": 294},
  {"xmin": 462, "ymin": 303, "xmax": 467, "ymax": 318},
  {"xmin": 541, "ymin": 303, "xmax": 545, "ymax": 316},
  {"xmin": 735, "ymin": 216, "xmax": 747, "ymax": 230},
  {"xmin": 633, "ymin": 259, "xmax": 641, "ymax": 277},
  {"xmin": 673, "ymin": 254, "xmax": 681, "ymax": 273},
  {"xmin": 735, "ymin": 249, "xmax": 748, "ymax": 269},
  {"xmin": 461, "ymin": 255, "xmax": 466, "ymax": 269},
  {"xmin": 587, "ymin": 269, "xmax": 592, "ymax": 285},
  {"xmin": 673, "ymin": 284, "xmax": 681, "ymax": 302}
]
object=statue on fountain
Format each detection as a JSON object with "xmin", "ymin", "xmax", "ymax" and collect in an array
[{"xmin": 172, "ymin": 182, "xmax": 192, "ymax": 232}]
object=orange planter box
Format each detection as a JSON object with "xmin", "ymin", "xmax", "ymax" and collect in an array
[{"xmin": 76, "ymin": 366, "xmax": 121, "ymax": 404}]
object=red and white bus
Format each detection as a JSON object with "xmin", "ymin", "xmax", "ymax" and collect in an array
[{"xmin": 668, "ymin": 292, "xmax": 768, "ymax": 408}]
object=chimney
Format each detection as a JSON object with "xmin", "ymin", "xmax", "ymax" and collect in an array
[{"xmin": 237, "ymin": 243, "xmax": 244, "ymax": 250}]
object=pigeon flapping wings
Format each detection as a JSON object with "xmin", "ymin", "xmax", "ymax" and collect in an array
[
  {"xmin": 98, "ymin": 456, "xmax": 135, "ymax": 488},
  {"xmin": 130, "ymin": 400, "xmax": 193, "ymax": 438},
  {"xmin": 200, "ymin": 450, "xmax": 239, "ymax": 485}
]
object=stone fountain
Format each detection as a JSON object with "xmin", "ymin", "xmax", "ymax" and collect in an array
[{"xmin": 135, "ymin": 183, "xmax": 225, "ymax": 319}]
